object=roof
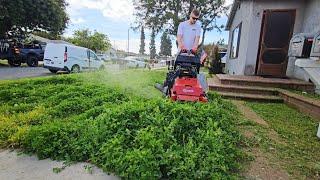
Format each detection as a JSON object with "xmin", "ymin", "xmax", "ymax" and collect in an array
[
  {"xmin": 30, "ymin": 34, "xmax": 73, "ymax": 45},
  {"xmin": 225, "ymin": 0, "xmax": 241, "ymax": 31}
]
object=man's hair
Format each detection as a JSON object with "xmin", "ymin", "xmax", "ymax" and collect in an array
[{"xmin": 191, "ymin": 9, "xmax": 200, "ymax": 17}]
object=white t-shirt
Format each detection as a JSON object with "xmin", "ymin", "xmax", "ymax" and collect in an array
[{"xmin": 177, "ymin": 21, "xmax": 202, "ymax": 50}]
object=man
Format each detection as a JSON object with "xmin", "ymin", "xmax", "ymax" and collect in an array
[
  {"xmin": 155, "ymin": 9, "xmax": 207, "ymax": 95},
  {"xmin": 177, "ymin": 9, "xmax": 202, "ymax": 54},
  {"xmin": 177, "ymin": 9, "xmax": 207, "ymax": 64}
]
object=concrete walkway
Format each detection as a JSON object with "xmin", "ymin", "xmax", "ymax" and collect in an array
[{"xmin": 0, "ymin": 150, "xmax": 118, "ymax": 180}]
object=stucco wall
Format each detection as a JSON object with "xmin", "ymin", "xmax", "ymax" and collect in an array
[
  {"xmin": 302, "ymin": 0, "xmax": 320, "ymax": 34},
  {"xmin": 225, "ymin": 1, "xmax": 254, "ymax": 75},
  {"xmin": 226, "ymin": 0, "xmax": 306, "ymax": 75}
]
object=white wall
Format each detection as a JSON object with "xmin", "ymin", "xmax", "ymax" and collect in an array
[
  {"xmin": 226, "ymin": 1, "xmax": 254, "ymax": 75},
  {"xmin": 302, "ymin": 0, "xmax": 320, "ymax": 34}
]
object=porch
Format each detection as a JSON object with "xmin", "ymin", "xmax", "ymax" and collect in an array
[{"xmin": 208, "ymin": 74, "xmax": 320, "ymax": 120}]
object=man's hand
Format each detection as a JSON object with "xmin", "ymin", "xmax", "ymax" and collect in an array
[
  {"xmin": 191, "ymin": 47, "xmax": 197, "ymax": 55},
  {"xmin": 180, "ymin": 49, "xmax": 188, "ymax": 53},
  {"xmin": 179, "ymin": 44, "xmax": 186, "ymax": 50}
]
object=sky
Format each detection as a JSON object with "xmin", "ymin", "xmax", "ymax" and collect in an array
[{"xmin": 64, "ymin": 0, "xmax": 234, "ymax": 54}]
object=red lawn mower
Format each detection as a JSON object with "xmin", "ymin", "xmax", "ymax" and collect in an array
[{"xmin": 155, "ymin": 50, "xmax": 208, "ymax": 103}]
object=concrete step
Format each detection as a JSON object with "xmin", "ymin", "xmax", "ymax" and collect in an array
[
  {"xmin": 216, "ymin": 92, "xmax": 284, "ymax": 102},
  {"xmin": 215, "ymin": 74, "xmax": 315, "ymax": 93},
  {"xmin": 209, "ymin": 81, "xmax": 278, "ymax": 96}
]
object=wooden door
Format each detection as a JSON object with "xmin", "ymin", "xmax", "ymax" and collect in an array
[{"xmin": 256, "ymin": 10, "xmax": 296, "ymax": 77}]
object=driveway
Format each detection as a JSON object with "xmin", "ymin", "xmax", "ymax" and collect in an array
[
  {"xmin": 0, "ymin": 150, "xmax": 118, "ymax": 180},
  {"xmin": 0, "ymin": 66, "xmax": 55, "ymax": 80}
]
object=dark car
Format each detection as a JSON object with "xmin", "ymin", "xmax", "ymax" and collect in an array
[{"xmin": 0, "ymin": 39, "xmax": 44, "ymax": 67}]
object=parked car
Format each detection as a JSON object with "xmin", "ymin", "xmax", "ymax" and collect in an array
[
  {"xmin": 0, "ymin": 39, "xmax": 44, "ymax": 67},
  {"xmin": 97, "ymin": 53, "xmax": 111, "ymax": 62},
  {"xmin": 19, "ymin": 42, "xmax": 45, "ymax": 67},
  {"xmin": 124, "ymin": 56, "xmax": 146, "ymax": 68},
  {"xmin": 43, "ymin": 43, "xmax": 104, "ymax": 73}
]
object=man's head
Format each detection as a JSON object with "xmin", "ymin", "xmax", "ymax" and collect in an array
[{"xmin": 189, "ymin": 9, "xmax": 200, "ymax": 24}]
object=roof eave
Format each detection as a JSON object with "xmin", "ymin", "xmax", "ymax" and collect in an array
[{"xmin": 225, "ymin": 0, "xmax": 241, "ymax": 31}]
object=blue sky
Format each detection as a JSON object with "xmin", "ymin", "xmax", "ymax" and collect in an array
[{"xmin": 64, "ymin": 0, "xmax": 233, "ymax": 54}]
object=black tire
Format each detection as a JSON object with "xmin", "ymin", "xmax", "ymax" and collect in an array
[
  {"xmin": 8, "ymin": 57, "xmax": 21, "ymax": 67},
  {"xmin": 71, "ymin": 65, "xmax": 80, "ymax": 73},
  {"xmin": 49, "ymin": 69, "xmax": 58, "ymax": 73},
  {"xmin": 26, "ymin": 55, "xmax": 39, "ymax": 67}
]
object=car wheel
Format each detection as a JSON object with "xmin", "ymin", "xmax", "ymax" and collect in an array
[
  {"xmin": 8, "ymin": 57, "xmax": 21, "ymax": 67},
  {"xmin": 71, "ymin": 65, "xmax": 80, "ymax": 73},
  {"xmin": 27, "ymin": 55, "xmax": 38, "ymax": 67},
  {"xmin": 49, "ymin": 69, "xmax": 58, "ymax": 73}
]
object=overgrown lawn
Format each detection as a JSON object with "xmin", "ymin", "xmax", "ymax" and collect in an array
[{"xmin": 0, "ymin": 70, "xmax": 245, "ymax": 179}]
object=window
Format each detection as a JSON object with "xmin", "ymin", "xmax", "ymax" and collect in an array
[
  {"xmin": 90, "ymin": 51, "xmax": 99, "ymax": 61},
  {"xmin": 230, "ymin": 23, "xmax": 242, "ymax": 59}
]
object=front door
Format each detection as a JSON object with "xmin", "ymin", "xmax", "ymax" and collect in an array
[{"xmin": 256, "ymin": 10, "xmax": 296, "ymax": 77}]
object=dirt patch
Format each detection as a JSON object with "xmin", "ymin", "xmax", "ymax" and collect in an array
[
  {"xmin": 243, "ymin": 130, "xmax": 255, "ymax": 139},
  {"xmin": 243, "ymin": 148, "xmax": 290, "ymax": 180},
  {"xmin": 232, "ymin": 100, "xmax": 269, "ymax": 127},
  {"xmin": 232, "ymin": 100, "xmax": 290, "ymax": 179}
]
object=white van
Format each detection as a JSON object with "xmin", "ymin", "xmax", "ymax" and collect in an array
[{"xmin": 43, "ymin": 43, "xmax": 105, "ymax": 73}]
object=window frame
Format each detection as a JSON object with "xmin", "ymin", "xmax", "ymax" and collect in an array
[{"xmin": 229, "ymin": 23, "xmax": 242, "ymax": 59}]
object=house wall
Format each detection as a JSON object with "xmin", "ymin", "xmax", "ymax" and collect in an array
[
  {"xmin": 302, "ymin": 0, "xmax": 320, "ymax": 34},
  {"xmin": 225, "ymin": 1, "xmax": 254, "ymax": 75},
  {"xmin": 248, "ymin": 0, "xmax": 306, "ymax": 76},
  {"xmin": 226, "ymin": 0, "xmax": 306, "ymax": 76}
]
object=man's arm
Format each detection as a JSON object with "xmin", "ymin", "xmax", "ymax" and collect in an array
[
  {"xmin": 192, "ymin": 36, "xmax": 200, "ymax": 51},
  {"xmin": 177, "ymin": 35, "xmax": 184, "ymax": 50},
  {"xmin": 177, "ymin": 23, "xmax": 185, "ymax": 50},
  {"xmin": 192, "ymin": 25, "xmax": 202, "ymax": 51}
]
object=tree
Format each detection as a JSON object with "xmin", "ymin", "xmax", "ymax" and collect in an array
[
  {"xmin": 149, "ymin": 29, "xmax": 156, "ymax": 59},
  {"xmin": 0, "ymin": 0, "xmax": 69, "ymax": 38},
  {"xmin": 133, "ymin": 0, "xmax": 227, "ymax": 46},
  {"xmin": 204, "ymin": 43, "xmax": 222, "ymax": 74},
  {"xmin": 139, "ymin": 26, "xmax": 146, "ymax": 55},
  {"xmin": 67, "ymin": 29, "xmax": 111, "ymax": 52},
  {"xmin": 160, "ymin": 32, "xmax": 172, "ymax": 56}
]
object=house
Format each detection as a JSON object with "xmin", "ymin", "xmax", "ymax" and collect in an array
[{"xmin": 224, "ymin": 0, "xmax": 320, "ymax": 88}]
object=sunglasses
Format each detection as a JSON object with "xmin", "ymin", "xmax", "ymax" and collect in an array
[{"xmin": 191, "ymin": 16, "xmax": 199, "ymax": 20}]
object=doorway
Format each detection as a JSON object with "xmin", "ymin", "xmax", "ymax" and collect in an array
[{"xmin": 256, "ymin": 9, "xmax": 296, "ymax": 77}]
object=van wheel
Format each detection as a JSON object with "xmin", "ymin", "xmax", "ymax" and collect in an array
[
  {"xmin": 49, "ymin": 69, "xmax": 58, "ymax": 73},
  {"xmin": 71, "ymin": 65, "xmax": 80, "ymax": 73},
  {"xmin": 27, "ymin": 55, "xmax": 38, "ymax": 67}
]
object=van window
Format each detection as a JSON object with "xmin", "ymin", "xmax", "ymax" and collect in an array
[{"xmin": 90, "ymin": 51, "xmax": 99, "ymax": 61}]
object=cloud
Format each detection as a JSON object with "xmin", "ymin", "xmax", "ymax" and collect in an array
[
  {"xmin": 66, "ymin": 0, "xmax": 134, "ymax": 22},
  {"xmin": 72, "ymin": 17, "xmax": 86, "ymax": 24}
]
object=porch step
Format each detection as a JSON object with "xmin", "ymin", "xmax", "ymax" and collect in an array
[
  {"xmin": 215, "ymin": 74, "xmax": 315, "ymax": 92},
  {"xmin": 209, "ymin": 80, "xmax": 278, "ymax": 96},
  {"xmin": 216, "ymin": 92, "xmax": 283, "ymax": 102}
]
